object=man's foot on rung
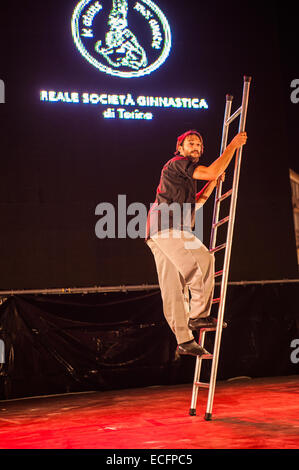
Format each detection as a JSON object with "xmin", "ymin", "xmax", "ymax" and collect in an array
[
  {"xmin": 188, "ymin": 316, "xmax": 227, "ymax": 330},
  {"xmin": 177, "ymin": 340, "xmax": 211, "ymax": 357}
]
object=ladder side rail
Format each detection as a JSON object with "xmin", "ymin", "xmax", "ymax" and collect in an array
[
  {"xmin": 204, "ymin": 76, "xmax": 252, "ymax": 420},
  {"xmin": 189, "ymin": 330, "xmax": 206, "ymax": 414},
  {"xmin": 209, "ymin": 95, "xmax": 233, "ymax": 251},
  {"xmin": 190, "ymin": 94, "xmax": 234, "ymax": 416},
  {"xmin": 190, "ymin": 94, "xmax": 235, "ymax": 416}
]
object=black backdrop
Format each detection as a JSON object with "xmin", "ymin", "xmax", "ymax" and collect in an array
[
  {"xmin": 0, "ymin": 0, "xmax": 298, "ymax": 290},
  {"xmin": 1, "ymin": 283, "xmax": 298, "ymax": 400}
]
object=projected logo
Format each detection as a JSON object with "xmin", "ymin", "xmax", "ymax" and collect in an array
[{"xmin": 71, "ymin": 0, "xmax": 172, "ymax": 78}]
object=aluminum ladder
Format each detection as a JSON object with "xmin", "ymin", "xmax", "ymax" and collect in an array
[{"xmin": 189, "ymin": 75, "xmax": 252, "ymax": 420}]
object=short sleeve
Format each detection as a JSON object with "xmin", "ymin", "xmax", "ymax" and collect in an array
[{"xmin": 170, "ymin": 157, "xmax": 198, "ymax": 179}]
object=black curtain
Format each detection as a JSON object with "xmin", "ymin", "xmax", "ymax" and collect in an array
[{"xmin": 0, "ymin": 283, "xmax": 298, "ymax": 400}]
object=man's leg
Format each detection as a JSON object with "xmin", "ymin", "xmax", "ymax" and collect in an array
[
  {"xmin": 151, "ymin": 230, "xmax": 215, "ymax": 321},
  {"xmin": 147, "ymin": 238, "xmax": 194, "ymax": 345}
]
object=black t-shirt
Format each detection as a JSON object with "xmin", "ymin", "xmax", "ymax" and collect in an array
[{"xmin": 146, "ymin": 155, "xmax": 199, "ymax": 239}]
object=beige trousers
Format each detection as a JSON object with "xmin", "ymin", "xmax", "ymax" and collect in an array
[{"xmin": 147, "ymin": 230, "xmax": 215, "ymax": 344}]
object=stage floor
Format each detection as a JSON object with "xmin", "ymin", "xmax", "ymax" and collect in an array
[{"xmin": 0, "ymin": 375, "xmax": 298, "ymax": 449}]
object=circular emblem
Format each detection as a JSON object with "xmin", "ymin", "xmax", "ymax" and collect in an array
[{"xmin": 71, "ymin": 0, "xmax": 172, "ymax": 78}]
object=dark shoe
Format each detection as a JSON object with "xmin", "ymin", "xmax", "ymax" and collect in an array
[
  {"xmin": 188, "ymin": 316, "xmax": 227, "ymax": 330},
  {"xmin": 177, "ymin": 340, "xmax": 211, "ymax": 357}
]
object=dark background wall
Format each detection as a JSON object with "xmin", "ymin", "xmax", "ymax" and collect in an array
[{"xmin": 0, "ymin": 0, "xmax": 298, "ymax": 290}]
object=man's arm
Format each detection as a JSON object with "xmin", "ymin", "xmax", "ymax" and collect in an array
[
  {"xmin": 196, "ymin": 173, "xmax": 225, "ymax": 205},
  {"xmin": 192, "ymin": 132, "xmax": 247, "ymax": 181}
]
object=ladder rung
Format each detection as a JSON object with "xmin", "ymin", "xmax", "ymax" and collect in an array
[
  {"xmin": 214, "ymin": 270, "xmax": 223, "ymax": 278},
  {"xmin": 213, "ymin": 216, "xmax": 230, "ymax": 229},
  {"xmin": 212, "ymin": 297, "xmax": 221, "ymax": 304},
  {"xmin": 194, "ymin": 382, "xmax": 210, "ymax": 389},
  {"xmin": 198, "ymin": 326, "xmax": 217, "ymax": 331},
  {"xmin": 201, "ymin": 354, "xmax": 213, "ymax": 360},
  {"xmin": 225, "ymin": 106, "xmax": 242, "ymax": 126},
  {"xmin": 216, "ymin": 189, "xmax": 232, "ymax": 203},
  {"xmin": 210, "ymin": 243, "xmax": 226, "ymax": 254}
]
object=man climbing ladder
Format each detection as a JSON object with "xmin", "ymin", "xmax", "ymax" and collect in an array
[{"xmin": 146, "ymin": 125, "xmax": 248, "ymax": 356}]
